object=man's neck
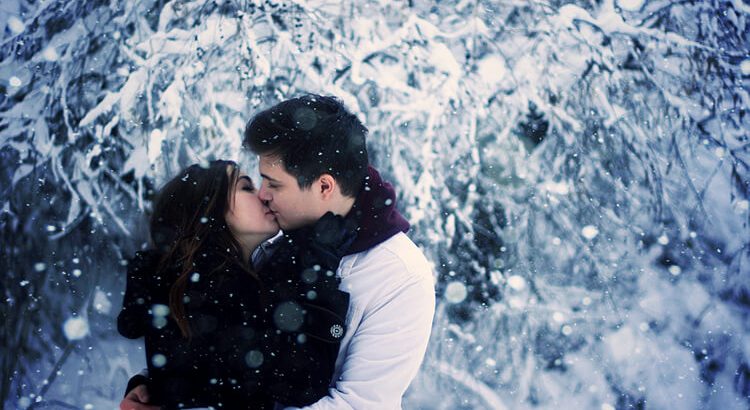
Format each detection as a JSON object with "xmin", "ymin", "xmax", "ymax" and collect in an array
[{"xmin": 331, "ymin": 195, "xmax": 356, "ymax": 217}]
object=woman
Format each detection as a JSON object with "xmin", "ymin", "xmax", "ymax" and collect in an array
[{"xmin": 118, "ymin": 160, "xmax": 352, "ymax": 409}]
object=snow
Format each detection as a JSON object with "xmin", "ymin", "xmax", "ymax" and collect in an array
[
  {"xmin": 444, "ymin": 281, "xmax": 468, "ymax": 304},
  {"xmin": 7, "ymin": 16, "xmax": 25, "ymax": 34},
  {"xmin": 148, "ymin": 129, "xmax": 165, "ymax": 165},
  {"xmin": 152, "ymin": 304, "xmax": 169, "ymax": 317},
  {"xmin": 581, "ymin": 225, "xmax": 599, "ymax": 240},
  {"xmin": 93, "ymin": 289, "xmax": 112, "ymax": 315},
  {"xmin": 244, "ymin": 350, "xmax": 264, "ymax": 368},
  {"xmin": 603, "ymin": 325, "xmax": 703, "ymax": 408},
  {"xmin": 617, "ymin": 0, "xmax": 644, "ymax": 11},
  {"xmin": 17, "ymin": 397, "xmax": 31, "ymax": 409},
  {"xmin": 41, "ymin": 46, "xmax": 59, "ymax": 62},
  {"xmin": 63, "ymin": 317, "xmax": 89, "ymax": 341},
  {"xmin": 273, "ymin": 301, "xmax": 304, "ymax": 332},
  {"xmin": 151, "ymin": 354, "xmax": 167, "ymax": 368},
  {"xmin": 506, "ymin": 275, "xmax": 526, "ymax": 291},
  {"xmin": 740, "ymin": 59, "xmax": 750, "ymax": 75},
  {"xmin": 433, "ymin": 361, "xmax": 508, "ymax": 410},
  {"xmin": 734, "ymin": 199, "xmax": 749, "ymax": 213},
  {"xmin": 552, "ymin": 312, "xmax": 565, "ymax": 323},
  {"xmin": 542, "ymin": 181, "xmax": 570, "ymax": 195},
  {"xmin": 477, "ymin": 55, "xmax": 507, "ymax": 87},
  {"xmin": 3, "ymin": 0, "xmax": 749, "ymax": 408}
]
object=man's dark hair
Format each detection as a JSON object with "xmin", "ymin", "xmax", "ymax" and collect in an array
[{"xmin": 243, "ymin": 94, "xmax": 369, "ymax": 197}]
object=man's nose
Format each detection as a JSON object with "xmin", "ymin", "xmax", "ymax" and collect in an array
[{"xmin": 258, "ymin": 184, "xmax": 271, "ymax": 202}]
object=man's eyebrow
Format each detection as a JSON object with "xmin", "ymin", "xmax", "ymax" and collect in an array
[{"xmin": 260, "ymin": 173, "xmax": 280, "ymax": 183}]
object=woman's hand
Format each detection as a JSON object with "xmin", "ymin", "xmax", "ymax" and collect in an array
[{"xmin": 119, "ymin": 385, "xmax": 158, "ymax": 410}]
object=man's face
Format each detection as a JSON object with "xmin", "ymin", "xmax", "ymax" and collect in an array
[{"xmin": 257, "ymin": 155, "xmax": 324, "ymax": 230}]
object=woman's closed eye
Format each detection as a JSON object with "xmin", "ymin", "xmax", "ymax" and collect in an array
[{"xmin": 238, "ymin": 176, "xmax": 255, "ymax": 192}]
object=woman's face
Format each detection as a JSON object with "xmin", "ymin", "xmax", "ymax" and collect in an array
[{"xmin": 225, "ymin": 169, "xmax": 280, "ymax": 241}]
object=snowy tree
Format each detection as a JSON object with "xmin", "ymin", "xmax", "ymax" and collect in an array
[{"xmin": 1, "ymin": 0, "xmax": 748, "ymax": 408}]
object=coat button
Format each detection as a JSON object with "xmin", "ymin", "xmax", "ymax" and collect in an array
[{"xmin": 330, "ymin": 324, "xmax": 344, "ymax": 339}]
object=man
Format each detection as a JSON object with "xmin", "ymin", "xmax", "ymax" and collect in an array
[{"xmin": 122, "ymin": 95, "xmax": 435, "ymax": 409}]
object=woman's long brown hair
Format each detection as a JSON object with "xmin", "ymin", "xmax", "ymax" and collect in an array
[{"xmin": 149, "ymin": 160, "xmax": 259, "ymax": 339}]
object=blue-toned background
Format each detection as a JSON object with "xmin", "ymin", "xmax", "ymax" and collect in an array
[{"xmin": 1, "ymin": 0, "xmax": 749, "ymax": 408}]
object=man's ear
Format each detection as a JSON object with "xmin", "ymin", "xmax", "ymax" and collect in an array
[{"xmin": 317, "ymin": 174, "xmax": 336, "ymax": 199}]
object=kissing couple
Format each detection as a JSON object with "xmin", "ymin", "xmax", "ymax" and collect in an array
[{"xmin": 118, "ymin": 95, "xmax": 435, "ymax": 409}]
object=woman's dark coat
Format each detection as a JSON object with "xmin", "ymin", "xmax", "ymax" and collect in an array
[{"xmin": 118, "ymin": 225, "xmax": 352, "ymax": 409}]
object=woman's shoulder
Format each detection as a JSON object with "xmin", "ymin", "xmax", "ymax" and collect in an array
[
  {"xmin": 125, "ymin": 249, "xmax": 169, "ymax": 285},
  {"xmin": 128, "ymin": 249, "xmax": 162, "ymax": 272},
  {"xmin": 189, "ymin": 251, "xmax": 261, "ymax": 295}
]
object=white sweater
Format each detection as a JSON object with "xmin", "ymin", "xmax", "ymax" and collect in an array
[{"xmin": 287, "ymin": 232, "xmax": 436, "ymax": 410}]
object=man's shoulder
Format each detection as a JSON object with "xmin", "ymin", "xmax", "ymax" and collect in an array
[{"xmin": 344, "ymin": 232, "xmax": 433, "ymax": 281}]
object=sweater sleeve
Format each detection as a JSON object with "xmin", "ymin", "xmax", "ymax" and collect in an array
[{"xmin": 290, "ymin": 260, "xmax": 435, "ymax": 410}]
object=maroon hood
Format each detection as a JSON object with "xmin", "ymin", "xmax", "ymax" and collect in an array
[{"xmin": 345, "ymin": 166, "xmax": 410, "ymax": 255}]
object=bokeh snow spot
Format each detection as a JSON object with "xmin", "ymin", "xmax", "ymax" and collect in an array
[
  {"xmin": 581, "ymin": 225, "xmax": 599, "ymax": 240},
  {"xmin": 7, "ymin": 16, "xmax": 25, "ymax": 34},
  {"xmin": 42, "ymin": 47, "xmax": 59, "ymax": 62},
  {"xmin": 17, "ymin": 397, "xmax": 31, "ymax": 409},
  {"xmin": 507, "ymin": 275, "xmax": 526, "ymax": 291},
  {"xmin": 273, "ymin": 301, "xmax": 304, "ymax": 332},
  {"xmin": 152, "ymin": 304, "xmax": 169, "ymax": 317},
  {"xmin": 734, "ymin": 199, "xmax": 749, "ymax": 213},
  {"xmin": 552, "ymin": 312, "xmax": 565, "ymax": 323},
  {"xmin": 63, "ymin": 317, "xmax": 89, "ymax": 340},
  {"xmin": 244, "ymin": 350, "xmax": 264, "ymax": 368},
  {"xmin": 93, "ymin": 289, "xmax": 112, "ymax": 314},
  {"xmin": 741, "ymin": 59, "xmax": 750, "ymax": 75},
  {"xmin": 151, "ymin": 353, "xmax": 167, "ymax": 368},
  {"xmin": 444, "ymin": 281, "xmax": 467, "ymax": 304}
]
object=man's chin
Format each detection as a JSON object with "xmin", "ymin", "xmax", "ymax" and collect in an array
[{"xmin": 278, "ymin": 219, "xmax": 305, "ymax": 231}]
